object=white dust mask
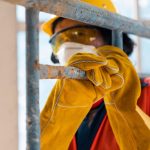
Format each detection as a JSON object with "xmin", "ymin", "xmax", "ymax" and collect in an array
[{"xmin": 56, "ymin": 42, "xmax": 98, "ymax": 65}]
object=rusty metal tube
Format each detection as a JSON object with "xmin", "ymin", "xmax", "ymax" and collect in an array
[
  {"xmin": 112, "ymin": 30, "xmax": 123, "ymax": 49},
  {"xmin": 40, "ymin": 64, "xmax": 86, "ymax": 79},
  {"xmin": 26, "ymin": 7, "xmax": 40, "ymax": 150},
  {"xmin": 1, "ymin": 0, "xmax": 150, "ymax": 38}
]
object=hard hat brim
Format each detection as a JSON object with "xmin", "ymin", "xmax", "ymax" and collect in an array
[{"xmin": 41, "ymin": 16, "xmax": 60, "ymax": 36}]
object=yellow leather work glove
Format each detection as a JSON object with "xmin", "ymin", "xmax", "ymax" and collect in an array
[{"xmin": 40, "ymin": 45, "xmax": 150, "ymax": 150}]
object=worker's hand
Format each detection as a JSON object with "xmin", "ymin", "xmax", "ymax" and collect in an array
[{"xmin": 66, "ymin": 45, "xmax": 140, "ymax": 110}]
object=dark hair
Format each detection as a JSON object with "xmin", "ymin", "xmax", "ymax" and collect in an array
[{"xmin": 50, "ymin": 17, "xmax": 135, "ymax": 63}]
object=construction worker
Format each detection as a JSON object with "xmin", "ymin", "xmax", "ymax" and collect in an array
[{"xmin": 40, "ymin": 0, "xmax": 150, "ymax": 150}]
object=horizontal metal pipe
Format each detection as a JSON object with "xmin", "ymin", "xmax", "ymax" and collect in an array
[
  {"xmin": 40, "ymin": 64, "xmax": 86, "ymax": 79},
  {"xmin": 1, "ymin": 0, "xmax": 150, "ymax": 38},
  {"xmin": 40, "ymin": 64, "xmax": 150, "ymax": 80}
]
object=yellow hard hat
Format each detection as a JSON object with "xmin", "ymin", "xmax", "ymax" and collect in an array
[{"xmin": 42, "ymin": 0, "xmax": 117, "ymax": 36}]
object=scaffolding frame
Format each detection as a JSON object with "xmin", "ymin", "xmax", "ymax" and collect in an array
[{"xmin": 1, "ymin": 0, "xmax": 150, "ymax": 149}]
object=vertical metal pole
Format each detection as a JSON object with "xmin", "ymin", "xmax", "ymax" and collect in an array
[
  {"xmin": 112, "ymin": 30, "xmax": 123, "ymax": 49},
  {"xmin": 26, "ymin": 8, "xmax": 40, "ymax": 150},
  {"xmin": 134, "ymin": 0, "xmax": 142, "ymax": 72}
]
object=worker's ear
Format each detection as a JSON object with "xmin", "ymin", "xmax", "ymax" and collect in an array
[{"xmin": 51, "ymin": 52, "xmax": 60, "ymax": 64}]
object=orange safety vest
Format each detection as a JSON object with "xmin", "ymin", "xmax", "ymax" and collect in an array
[{"xmin": 69, "ymin": 77, "xmax": 150, "ymax": 150}]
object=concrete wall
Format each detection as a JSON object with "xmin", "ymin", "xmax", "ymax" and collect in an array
[{"xmin": 0, "ymin": 1, "xmax": 18, "ymax": 150}]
